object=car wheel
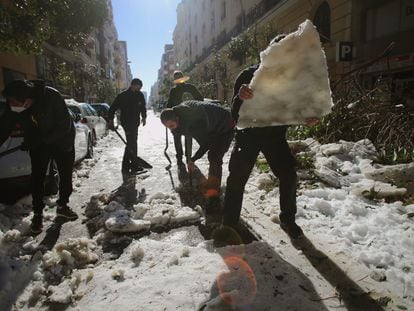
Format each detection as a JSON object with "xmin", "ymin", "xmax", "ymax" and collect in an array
[
  {"xmin": 86, "ymin": 134, "xmax": 94, "ymax": 158},
  {"xmin": 92, "ymin": 130, "xmax": 97, "ymax": 146}
]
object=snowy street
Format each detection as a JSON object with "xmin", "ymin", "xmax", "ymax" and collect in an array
[{"xmin": 0, "ymin": 110, "xmax": 413, "ymax": 310}]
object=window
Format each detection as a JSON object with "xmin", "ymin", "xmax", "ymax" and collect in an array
[
  {"xmin": 313, "ymin": 2, "xmax": 331, "ymax": 43},
  {"xmin": 366, "ymin": 0, "xmax": 414, "ymax": 41}
]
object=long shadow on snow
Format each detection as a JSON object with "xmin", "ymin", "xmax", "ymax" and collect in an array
[
  {"xmin": 0, "ymin": 217, "xmax": 70, "ymax": 310},
  {"xmin": 175, "ymin": 163, "xmax": 208, "ymax": 209},
  {"xmin": 291, "ymin": 237, "xmax": 384, "ymax": 311},
  {"xmin": 85, "ymin": 172, "xmax": 147, "ymax": 259},
  {"xmin": 199, "ymin": 239, "xmax": 331, "ymax": 311}
]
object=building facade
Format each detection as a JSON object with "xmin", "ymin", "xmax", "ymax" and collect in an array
[
  {"xmin": 149, "ymin": 44, "xmax": 176, "ymax": 109},
  {"xmin": 171, "ymin": 0, "xmax": 414, "ymax": 102},
  {"xmin": 0, "ymin": 0, "xmax": 131, "ymax": 102}
]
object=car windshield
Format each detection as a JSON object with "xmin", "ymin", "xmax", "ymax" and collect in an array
[
  {"xmin": 83, "ymin": 104, "xmax": 97, "ymax": 116},
  {"xmin": 68, "ymin": 106, "xmax": 81, "ymax": 114},
  {"xmin": 91, "ymin": 105, "xmax": 107, "ymax": 113}
]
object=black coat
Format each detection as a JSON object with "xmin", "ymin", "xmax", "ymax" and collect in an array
[
  {"xmin": 167, "ymin": 83, "xmax": 203, "ymax": 108},
  {"xmin": 108, "ymin": 88, "xmax": 147, "ymax": 128},
  {"xmin": 172, "ymin": 100, "xmax": 234, "ymax": 161},
  {"xmin": 0, "ymin": 82, "xmax": 75, "ymax": 151}
]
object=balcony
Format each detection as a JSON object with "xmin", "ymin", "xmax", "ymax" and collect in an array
[{"xmin": 187, "ymin": 0, "xmax": 283, "ymax": 69}]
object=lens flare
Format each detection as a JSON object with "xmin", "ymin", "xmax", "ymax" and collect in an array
[
  {"xmin": 204, "ymin": 188, "xmax": 219, "ymax": 198},
  {"xmin": 217, "ymin": 256, "xmax": 257, "ymax": 306},
  {"xmin": 212, "ymin": 225, "xmax": 243, "ymax": 247}
]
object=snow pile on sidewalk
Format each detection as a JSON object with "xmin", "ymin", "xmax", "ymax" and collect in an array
[
  {"xmin": 85, "ymin": 190, "xmax": 202, "ymax": 238},
  {"xmin": 244, "ymin": 139, "xmax": 414, "ymax": 299}
]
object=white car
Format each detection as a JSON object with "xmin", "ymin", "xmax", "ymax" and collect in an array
[
  {"xmin": 65, "ymin": 99, "xmax": 107, "ymax": 144},
  {"xmin": 0, "ymin": 103, "xmax": 93, "ymax": 202}
]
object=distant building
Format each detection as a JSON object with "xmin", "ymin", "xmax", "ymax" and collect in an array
[
  {"xmin": 150, "ymin": 44, "xmax": 177, "ymax": 109},
  {"xmin": 0, "ymin": 0, "xmax": 132, "ymax": 102},
  {"xmin": 115, "ymin": 41, "xmax": 132, "ymax": 91}
]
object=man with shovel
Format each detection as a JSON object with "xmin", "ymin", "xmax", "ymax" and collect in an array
[
  {"xmin": 107, "ymin": 78, "xmax": 147, "ymax": 173},
  {"xmin": 0, "ymin": 80, "xmax": 77, "ymax": 234},
  {"xmin": 161, "ymin": 100, "xmax": 235, "ymax": 203}
]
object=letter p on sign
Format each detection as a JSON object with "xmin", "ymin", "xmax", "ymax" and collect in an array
[{"xmin": 336, "ymin": 42, "xmax": 353, "ymax": 62}]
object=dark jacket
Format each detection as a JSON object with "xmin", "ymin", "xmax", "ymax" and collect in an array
[
  {"xmin": 172, "ymin": 100, "xmax": 235, "ymax": 161},
  {"xmin": 167, "ymin": 83, "xmax": 203, "ymax": 108},
  {"xmin": 0, "ymin": 82, "xmax": 75, "ymax": 151},
  {"xmin": 108, "ymin": 88, "xmax": 147, "ymax": 127},
  {"xmin": 232, "ymin": 64, "xmax": 287, "ymax": 137}
]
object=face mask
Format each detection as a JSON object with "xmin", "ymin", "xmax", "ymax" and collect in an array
[{"xmin": 10, "ymin": 106, "xmax": 28, "ymax": 113}]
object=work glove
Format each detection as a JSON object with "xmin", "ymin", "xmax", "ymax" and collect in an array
[{"xmin": 187, "ymin": 160, "xmax": 195, "ymax": 173}]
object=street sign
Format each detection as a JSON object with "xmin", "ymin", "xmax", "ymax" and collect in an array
[{"xmin": 336, "ymin": 41, "xmax": 353, "ymax": 62}]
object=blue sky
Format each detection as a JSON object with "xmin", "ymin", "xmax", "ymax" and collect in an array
[{"xmin": 112, "ymin": 0, "xmax": 181, "ymax": 94}]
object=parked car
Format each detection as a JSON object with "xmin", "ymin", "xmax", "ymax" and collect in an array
[
  {"xmin": 68, "ymin": 110, "xmax": 94, "ymax": 161},
  {"xmin": 65, "ymin": 99, "xmax": 107, "ymax": 144},
  {"xmin": 90, "ymin": 103, "xmax": 110, "ymax": 119},
  {"xmin": 0, "ymin": 102, "xmax": 93, "ymax": 202},
  {"xmin": 0, "ymin": 103, "xmax": 31, "ymax": 200},
  {"xmin": 90, "ymin": 102, "xmax": 118, "ymax": 129}
]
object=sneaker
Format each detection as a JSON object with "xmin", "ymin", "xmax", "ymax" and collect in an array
[
  {"xmin": 280, "ymin": 221, "xmax": 304, "ymax": 239},
  {"xmin": 56, "ymin": 206, "xmax": 78, "ymax": 220},
  {"xmin": 30, "ymin": 213, "xmax": 43, "ymax": 234}
]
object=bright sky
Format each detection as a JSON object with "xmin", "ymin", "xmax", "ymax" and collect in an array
[{"xmin": 112, "ymin": 0, "xmax": 181, "ymax": 94}]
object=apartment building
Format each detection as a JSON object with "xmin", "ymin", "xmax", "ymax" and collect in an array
[
  {"xmin": 115, "ymin": 41, "xmax": 133, "ymax": 91},
  {"xmin": 172, "ymin": 0, "xmax": 414, "ymax": 101},
  {"xmin": 174, "ymin": 0, "xmax": 262, "ymax": 69},
  {"xmin": 149, "ymin": 44, "xmax": 176, "ymax": 108},
  {"xmin": 0, "ymin": 0, "xmax": 130, "ymax": 101}
]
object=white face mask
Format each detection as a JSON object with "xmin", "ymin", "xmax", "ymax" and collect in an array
[{"xmin": 10, "ymin": 106, "xmax": 28, "ymax": 113}]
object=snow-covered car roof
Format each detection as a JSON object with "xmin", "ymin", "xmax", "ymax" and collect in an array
[{"xmin": 65, "ymin": 98, "xmax": 80, "ymax": 106}]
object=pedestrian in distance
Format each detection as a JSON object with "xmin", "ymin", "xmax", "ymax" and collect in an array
[
  {"xmin": 160, "ymin": 100, "xmax": 235, "ymax": 202},
  {"xmin": 167, "ymin": 70, "xmax": 203, "ymax": 165},
  {"xmin": 107, "ymin": 78, "xmax": 147, "ymax": 174},
  {"xmin": 0, "ymin": 80, "xmax": 78, "ymax": 234},
  {"xmin": 222, "ymin": 35, "xmax": 319, "ymax": 240}
]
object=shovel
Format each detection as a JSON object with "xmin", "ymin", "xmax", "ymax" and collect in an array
[
  {"xmin": 113, "ymin": 128, "xmax": 152, "ymax": 169},
  {"xmin": 164, "ymin": 127, "xmax": 172, "ymax": 170},
  {"xmin": 0, "ymin": 144, "xmax": 23, "ymax": 158}
]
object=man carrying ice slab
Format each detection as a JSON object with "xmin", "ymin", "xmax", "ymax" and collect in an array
[{"xmin": 222, "ymin": 20, "xmax": 333, "ymax": 240}]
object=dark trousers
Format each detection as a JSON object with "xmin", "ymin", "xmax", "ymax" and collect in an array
[
  {"xmin": 206, "ymin": 130, "xmax": 234, "ymax": 192},
  {"xmin": 30, "ymin": 145, "xmax": 75, "ymax": 213},
  {"xmin": 122, "ymin": 126, "xmax": 138, "ymax": 171},
  {"xmin": 173, "ymin": 132, "xmax": 192, "ymax": 161},
  {"xmin": 223, "ymin": 129, "xmax": 297, "ymax": 226}
]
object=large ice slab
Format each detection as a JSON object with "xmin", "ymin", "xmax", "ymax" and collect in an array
[{"xmin": 237, "ymin": 20, "xmax": 333, "ymax": 128}]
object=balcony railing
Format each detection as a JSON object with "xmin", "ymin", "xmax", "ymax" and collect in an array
[{"xmin": 186, "ymin": 0, "xmax": 283, "ymax": 70}]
